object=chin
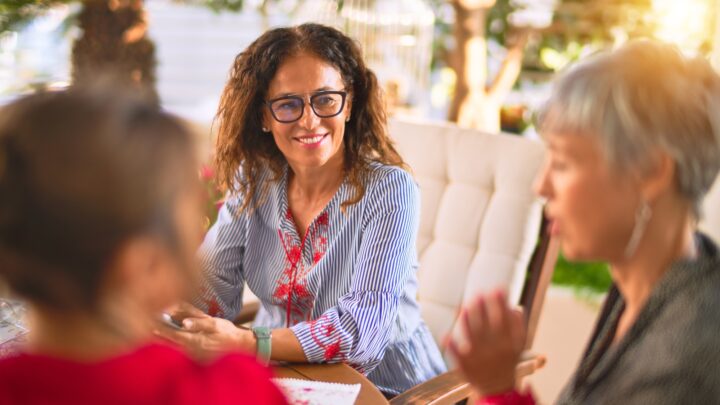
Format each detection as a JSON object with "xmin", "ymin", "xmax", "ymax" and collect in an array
[
  {"xmin": 561, "ymin": 240, "xmax": 605, "ymax": 263},
  {"xmin": 560, "ymin": 239, "xmax": 584, "ymax": 262},
  {"xmin": 299, "ymin": 156, "xmax": 331, "ymax": 168}
]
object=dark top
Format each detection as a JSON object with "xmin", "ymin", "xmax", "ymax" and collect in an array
[{"xmin": 557, "ymin": 232, "xmax": 720, "ymax": 404}]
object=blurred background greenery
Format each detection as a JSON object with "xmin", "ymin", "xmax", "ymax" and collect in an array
[{"xmin": 2, "ymin": 0, "xmax": 717, "ymax": 294}]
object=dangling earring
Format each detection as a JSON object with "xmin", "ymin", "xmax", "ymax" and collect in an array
[
  {"xmin": 624, "ymin": 200, "xmax": 652, "ymax": 258},
  {"xmin": 345, "ymin": 116, "xmax": 350, "ymax": 123}
]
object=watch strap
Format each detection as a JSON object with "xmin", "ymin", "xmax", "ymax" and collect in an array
[{"xmin": 252, "ymin": 326, "xmax": 272, "ymax": 365}]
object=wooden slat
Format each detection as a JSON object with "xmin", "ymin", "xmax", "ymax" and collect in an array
[
  {"xmin": 389, "ymin": 352, "xmax": 546, "ymax": 405},
  {"xmin": 519, "ymin": 215, "xmax": 560, "ymax": 349}
]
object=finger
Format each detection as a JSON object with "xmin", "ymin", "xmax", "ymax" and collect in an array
[
  {"xmin": 466, "ymin": 295, "xmax": 488, "ymax": 338},
  {"xmin": 446, "ymin": 337, "xmax": 465, "ymax": 362},
  {"xmin": 491, "ymin": 290, "xmax": 511, "ymax": 333},
  {"xmin": 440, "ymin": 333, "xmax": 452, "ymax": 351},
  {"xmin": 453, "ymin": 308, "xmax": 472, "ymax": 353},
  {"xmin": 172, "ymin": 302, "xmax": 209, "ymax": 319},
  {"xmin": 509, "ymin": 307, "xmax": 528, "ymax": 350},
  {"xmin": 181, "ymin": 316, "xmax": 218, "ymax": 333},
  {"xmin": 459, "ymin": 306, "xmax": 472, "ymax": 341},
  {"xmin": 154, "ymin": 326, "xmax": 197, "ymax": 346}
]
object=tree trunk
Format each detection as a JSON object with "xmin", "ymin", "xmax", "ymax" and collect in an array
[
  {"xmin": 72, "ymin": 0, "xmax": 158, "ymax": 104},
  {"xmin": 448, "ymin": 2, "xmax": 486, "ymax": 123},
  {"xmin": 448, "ymin": 0, "xmax": 525, "ymax": 133}
]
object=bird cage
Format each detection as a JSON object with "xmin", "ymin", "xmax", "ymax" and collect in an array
[{"xmin": 295, "ymin": 0, "xmax": 435, "ymax": 115}]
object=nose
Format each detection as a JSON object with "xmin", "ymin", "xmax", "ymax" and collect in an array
[
  {"xmin": 533, "ymin": 159, "xmax": 552, "ymax": 200},
  {"xmin": 298, "ymin": 99, "xmax": 320, "ymax": 130}
]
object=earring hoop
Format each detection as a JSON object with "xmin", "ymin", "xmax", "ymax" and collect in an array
[{"xmin": 624, "ymin": 200, "xmax": 652, "ymax": 258}]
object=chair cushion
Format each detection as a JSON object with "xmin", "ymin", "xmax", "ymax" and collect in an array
[
  {"xmin": 700, "ymin": 177, "xmax": 720, "ymax": 244},
  {"xmin": 389, "ymin": 118, "xmax": 546, "ymax": 350}
]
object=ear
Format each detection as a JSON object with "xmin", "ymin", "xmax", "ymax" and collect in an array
[
  {"xmin": 105, "ymin": 237, "xmax": 181, "ymax": 311},
  {"xmin": 108, "ymin": 237, "xmax": 159, "ymax": 288},
  {"xmin": 261, "ymin": 109, "xmax": 273, "ymax": 133},
  {"xmin": 639, "ymin": 152, "xmax": 676, "ymax": 204}
]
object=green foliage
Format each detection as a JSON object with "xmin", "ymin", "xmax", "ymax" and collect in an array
[
  {"xmin": 185, "ymin": 0, "xmax": 343, "ymax": 14},
  {"xmin": 533, "ymin": 0, "xmax": 655, "ymax": 71},
  {"xmin": 552, "ymin": 252, "xmax": 612, "ymax": 295},
  {"xmin": 0, "ymin": 0, "xmax": 75, "ymax": 34},
  {"xmin": 197, "ymin": 0, "xmax": 245, "ymax": 13},
  {"xmin": 485, "ymin": 0, "xmax": 517, "ymax": 46}
]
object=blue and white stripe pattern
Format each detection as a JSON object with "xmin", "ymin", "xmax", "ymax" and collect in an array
[{"xmin": 197, "ymin": 161, "xmax": 446, "ymax": 395}]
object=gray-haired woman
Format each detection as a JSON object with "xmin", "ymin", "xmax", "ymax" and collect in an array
[{"xmin": 448, "ymin": 40, "xmax": 720, "ymax": 404}]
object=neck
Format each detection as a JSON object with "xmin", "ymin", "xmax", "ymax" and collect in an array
[
  {"xmin": 288, "ymin": 152, "xmax": 345, "ymax": 202},
  {"xmin": 26, "ymin": 303, "xmax": 150, "ymax": 361},
  {"xmin": 610, "ymin": 205, "xmax": 696, "ymax": 314}
]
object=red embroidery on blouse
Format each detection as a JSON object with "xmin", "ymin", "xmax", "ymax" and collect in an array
[
  {"xmin": 308, "ymin": 314, "xmax": 345, "ymax": 362},
  {"xmin": 204, "ymin": 297, "xmax": 223, "ymax": 318},
  {"xmin": 272, "ymin": 208, "xmax": 330, "ymax": 327},
  {"xmin": 312, "ymin": 251, "xmax": 324, "ymax": 264},
  {"xmin": 316, "ymin": 212, "xmax": 329, "ymax": 226},
  {"xmin": 324, "ymin": 341, "xmax": 342, "ymax": 361},
  {"xmin": 274, "ymin": 230, "xmax": 314, "ymax": 326}
]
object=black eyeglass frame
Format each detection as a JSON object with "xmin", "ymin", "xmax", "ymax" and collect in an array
[{"xmin": 264, "ymin": 90, "xmax": 348, "ymax": 123}]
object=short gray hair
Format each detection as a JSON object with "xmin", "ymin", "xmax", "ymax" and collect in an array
[{"xmin": 538, "ymin": 40, "xmax": 720, "ymax": 218}]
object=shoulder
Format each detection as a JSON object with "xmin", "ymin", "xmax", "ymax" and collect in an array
[
  {"xmin": 362, "ymin": 162, "xmax": 417, "ymax": 201},
  {"xmin": 226, "ymin": 163, "xmax": 283, "ymax": 208},
  {"xmin": 644, "ymin": 261, "xmax": 720, "ymax": 370}
]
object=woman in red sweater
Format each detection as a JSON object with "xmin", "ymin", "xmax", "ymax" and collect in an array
[{"xmin": 0, "ymin": 88, "xmax": 287, "ymax": 405}]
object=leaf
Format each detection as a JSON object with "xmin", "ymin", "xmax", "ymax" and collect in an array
[{"xmin": 0, "ymin": 0, "xmax": 75, "ymax": 34}]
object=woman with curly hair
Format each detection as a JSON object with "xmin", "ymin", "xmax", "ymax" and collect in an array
[{"xmin": 158, "ymin": 23, "xmax": 446, "ymax": 395}]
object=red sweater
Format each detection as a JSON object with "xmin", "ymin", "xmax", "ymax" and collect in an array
[{"xmin": 0, "ymin": 343, "xmax": 288, "ymax": 405}]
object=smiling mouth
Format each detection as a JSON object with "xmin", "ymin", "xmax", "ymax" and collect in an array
[{"xmin": 295, "ymin": 134, "xmax": 327, "ymax": 145}]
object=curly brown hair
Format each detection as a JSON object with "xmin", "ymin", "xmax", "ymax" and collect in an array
[{"xmin": 214, "ymin": 23, "xmax": 406, "ymax": 212}]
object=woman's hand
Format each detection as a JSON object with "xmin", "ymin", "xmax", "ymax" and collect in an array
[
  {"xmin": 155, "ymin": 303, "xmax": 256, "ymax": 360},
  {"xmin": 447, "ymin": 290, "xmax": 526, "ymax": 397}
]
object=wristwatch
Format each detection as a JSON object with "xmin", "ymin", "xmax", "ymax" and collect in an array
[{"xmin": 252, "ymin": 326, "xmax": 272, "ymax": 365}]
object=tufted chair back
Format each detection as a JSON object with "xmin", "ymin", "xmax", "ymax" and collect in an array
[
  {"xmin": 700, "ymin": 177, "xmax": 720, "ymax": 244},
  {"xmin": 388, "ymin": 118, "xmax": 548, "ymax": 355}
]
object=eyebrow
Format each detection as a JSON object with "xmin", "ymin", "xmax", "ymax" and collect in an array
[{"xmin": 269, "ymin": 87, "xmax": 339, "ymax": 99}]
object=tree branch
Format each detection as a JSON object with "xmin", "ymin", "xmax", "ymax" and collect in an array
[{"xmin": 488, "ymin": 29, "xmax": 528, "ymax": 101}]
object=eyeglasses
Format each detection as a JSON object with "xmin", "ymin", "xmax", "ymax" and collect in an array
[{"xmin": 265, "ymin": 90, "xmax": 348, "ymax": 123}]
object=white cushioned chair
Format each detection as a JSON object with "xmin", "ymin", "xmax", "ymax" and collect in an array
[
  {"xmin": 388, "ymin": 118, "xmax": 552, "ymax": 350},
  {"xmin": 700, "ymin": 178, "xmax": 720, "ymax": 244},
  {"xmin": 387, "ymin": 118, "xmax": 559, "ymax": 404}
]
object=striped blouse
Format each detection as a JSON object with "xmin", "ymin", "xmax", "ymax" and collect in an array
[{"xmin": 196, "ymin": 161, "xmax": 446, "ymax": 394}]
